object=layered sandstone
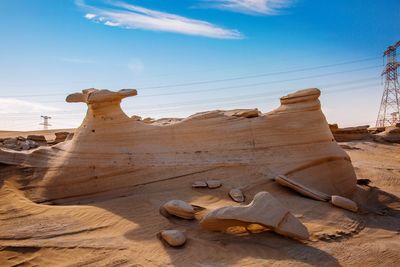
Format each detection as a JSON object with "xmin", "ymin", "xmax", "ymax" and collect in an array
[{"xmin": 0, "ymin": 88, "xmax": 357, "ymax": 204}]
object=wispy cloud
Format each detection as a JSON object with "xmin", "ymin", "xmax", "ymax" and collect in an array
[
  {"xmin": 58, "ymin": 57, "xmax": 96, "ymax": 64},
  {"xmin": 0, "ymin": 98, "xmax": 60, "ymax": 114},
  {"xmin": 200, "ymin": 0, "xmax": 295, "ymax": 15},
  {"xmin": 77, "ymin": 0, "xmax": 242, "ymax": 39}
]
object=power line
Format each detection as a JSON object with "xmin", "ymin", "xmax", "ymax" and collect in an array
[{"xmin": 0, "ymin": 57, "xmax": 380, "ymax": 98}]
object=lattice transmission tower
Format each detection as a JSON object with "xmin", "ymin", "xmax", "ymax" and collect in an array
[
  {"xmin": 40, "ymin": 115, "xmax": 52, "ymax": 130},
  {"xmin": 376, "ymin": 41, "xmax": 400, "ymax": 127}
]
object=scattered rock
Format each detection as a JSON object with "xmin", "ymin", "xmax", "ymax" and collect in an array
[
  {"xmin": 275, "ymin": 175, "xmax": 331, "ymax": 201},
  {"xmin": 159, "ymin": 230, "xmax": 186, "ymax": 247},
  {"xmin": 54, "ymin": 132, "xmax": 70, "ymax": 144},
  {"xmin": 0, "ymin": 137, "xmax": 39, "ymax": 151},
  {"xmin": 131, "ymin": 115, "xmax": 142, "ymax": 121},
  {"xmin": 329, "ymin": 124, "xmax": 371, "ymax": 142},
  {"xmin": 27, "ymin": 135, "xmax": 47, "ymax": 143},
  {"xmin": 377, "ymin": 126, "xmax": 400, "ymax": 143},
  {"xmin": 206, "ymin": 180, "xmax": 222, "ymax": 189},
  {"xmin": 200, "ymin": 191, "xmax": 310, "ymax": 240},
  {"xmin": 142, "ymin": 117, "xmax": 155, "ymax": 124},
  {"xmin": 192, "ymin": 181, "xmax": 208, "ymax": 188},
  {"xmin": 331, "ymin": 195, "xmax": 358, "ymax": 212},
  {"xmin": 161, "ymin": 200, "xmax": 195, "ymax": 219},
  {"xmin": 229, "ymin": 188, "xmax": 245, "ymax": 202},
  {"xmin": 232, "ymin": 109, "xmax": 260, "ymax": 118}
]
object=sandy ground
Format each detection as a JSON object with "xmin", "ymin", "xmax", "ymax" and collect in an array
[{"xmin": 0, "ymin": 131, "xmax": 399, "ymax": 266}]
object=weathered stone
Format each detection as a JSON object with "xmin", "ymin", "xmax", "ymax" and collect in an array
[
  {"xmin": 229, "ymin": 188, "xmax": 245, "ymax": 202},
  {"xmin": 200, "ymin": 192, "xmax": 309, "ymax": 240},
  {"xmin": 192, "ymin": 181, "xmax": 208, "ymax": 188},
  {"xmin": 275, "ymin": 175, "xmax": 331, "ymax": 201},
  {"xmin": 232, "ymin": 109, "xmax": 260, "ymax": 118},
  {"xmin": 27, "ymin": 135, "xmax": 47, "ymax": 142},
  {"xmin": 207, "ymin": 180, "xmax": 222, "ymax": 189},
  {"xmin": 160, "ymin": 230, "xmax": 186, "ymax": 247},
  {"xmin": 54, "ymin": 132, "xmax": 70, "ymax": 144},
  {"xmin": 331, "ymin": 195, "xmax": 358, "ymax": 212},
  {"xmin": 162, "ymin": 200, "xmax": 195, "ymax": 219}
]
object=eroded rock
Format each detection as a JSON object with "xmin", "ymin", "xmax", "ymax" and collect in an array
[
  {"xmin": 161, "ymin": 200, "xmax": 195, "ymax": 219},
  {"xmin": 331, "ymin": 195, "xmax": 358, "ymax": 212},
  {"xmin": 229, "ymin": 188, "xmax": 245, "ymax": 202},
  {"xmin": 207, "ymin": 180, "xmax": 222, "ymax": 189},
  {"xmin": 192, "ymin": 181, "xmax": 208, "ymax": 188},
  {"xmin": 275, "ymin": 175, "xmax": 331, "ymax": 201},
  {"xmin": 200, "ymin": 191, "xmax": 310, "ymax": 240},
  {"xmin": 159, "ymin": 230, "xmax": 186, "ymax": 247}
]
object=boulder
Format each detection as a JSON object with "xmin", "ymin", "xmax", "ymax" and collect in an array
[
  {"xmin": 206, "ymin": 180, "xmax": 222, "ymax": 189},
  {"xmin": 229, "ymin": 188, "xmax": 245, "ymax": 203},
  {"xmin": 27, "ymin": 135, "xmax": 47, "ymax": 143},
  {"xmin": 200, "ymin": 192, "xmax": 309, "ymax": 240},
  {"xmin": 159, "ymin": 230, "xmax": 186, "ymax": 247},
  {"xmin": 54, "ymin": 132, "xmax": 70, "ymax": 144},
  {"xmin": 161, "ymin": 200, "xmax": 195, "ymax": 219},
  {"xmin": 331, "ymin": 195, "xmax": 358, "ymax": 212}
]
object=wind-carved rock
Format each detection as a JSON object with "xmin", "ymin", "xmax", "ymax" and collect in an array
[
  {"xmin": 200, "ymin": 192, "xmax": 310, "ymax": 240},
  {"xmin": 0, "ymin": 87, "xmax": 357, "ymax": 204}
]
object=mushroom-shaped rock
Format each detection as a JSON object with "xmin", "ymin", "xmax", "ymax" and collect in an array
[
  {"xmin": 192, "ymin": 181, "xmax": 208, "ymax": 188},
  {"xmin": 160, "ymin": 230, "xmax": 186, "ymax": 247},
  {"xmin": 229, "ymin": 188, "xmax": 245, "ymax": 202},
  {"xmin": 207, "ymin": 180, "xmax": 222, "ymax": 189},
  {"xmin": 200, "ymin": 192, "xmax": 309, "ymax": 240},
  {"xmin": 162, "ymin": 200, "xmax": 195, "ymax": 219},
  {"xmin": 331, "ymin": 195, "xmax": 358, "ymax": 212},
  {"xmin": 66, "ymin": 88, "xmax": 137, "ymax": 104},
  {"xmin": 275, "ymin": 175, "xmax": 331, "ymax": 202}
]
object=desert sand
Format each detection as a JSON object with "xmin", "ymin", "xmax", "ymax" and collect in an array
[{"xmin": 0, "ymin": 88, "xmax": 399, "ymax": 266}]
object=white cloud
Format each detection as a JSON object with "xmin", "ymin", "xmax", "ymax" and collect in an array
[
  {"xmin": 84, "ymin": 13, "xmax": 96, "ymax": 19},
  {"xmin": 79, "ymin": 0, "xmax": 242, "ymax": 39},
  {"xmin": 0, "ymin": 98, "xmax": 60, "ymax": 114},
  {"xmin": 200, "ymin": 0, "xmax": 294, "ymax": 15}
]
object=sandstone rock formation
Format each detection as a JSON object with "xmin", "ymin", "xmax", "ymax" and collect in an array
[
  {"xmin": 329, "ymin": 124, "xmax": 371, "ymax": 142},
  {"xmin": 200, "ymin": 192, "xmax": 310, "ymax": 240},
  {"xmin": 0, "ymin": 87, "xmax": 357, "ymax": 203},
  {"xmin": 275, "ymin": 175, "xmax": 331, "ymax": 201},
  {"xmin": 377, "ymin": 125, "xmax": 400, "ymax": 143}
]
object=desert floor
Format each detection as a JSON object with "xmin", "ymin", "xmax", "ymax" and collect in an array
[{"xmin": 0, "ymin": 130, "xmax": 399, "ymax": 267}]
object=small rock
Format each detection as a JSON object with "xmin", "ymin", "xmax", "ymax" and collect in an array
[
  {"xmin": 162, "ymin": 200, "xmax": 195, "ymax": 219},
  {"xmin": 160, "ymin": 230, "xmax": 186, "ymax": 247},
  {"xmin": 3, "ymin": 138, "xmax": 17, "ymax": 146},
  {"xmin": 54, "ymin": 132, "xmax": 70, "ymax": 143},
  {"xmin": 229, "ymin": 188, "xmax": 245, "ymax": 202},
  {"xmin": 207, "ymin": 180, "xmax": 222, "ymax": 189},
  {"xmin": 27, "ymin": 135, "xmax": 47, "ymax": 142},
  {"xmin": 18, "ymin": 141, "xmax": 30, "ymax": 150},
  {"xmin": 192, "ymin": 181, "xmax": 208, "ymax": 188},
  {"xmin": 331, "ymin": 195, "xmax": 358, "ymax": 212}
]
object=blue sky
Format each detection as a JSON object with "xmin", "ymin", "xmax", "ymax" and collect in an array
[{"xmin": 0, "ymin": 0, "xmax": 399, "ymax": 130}]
